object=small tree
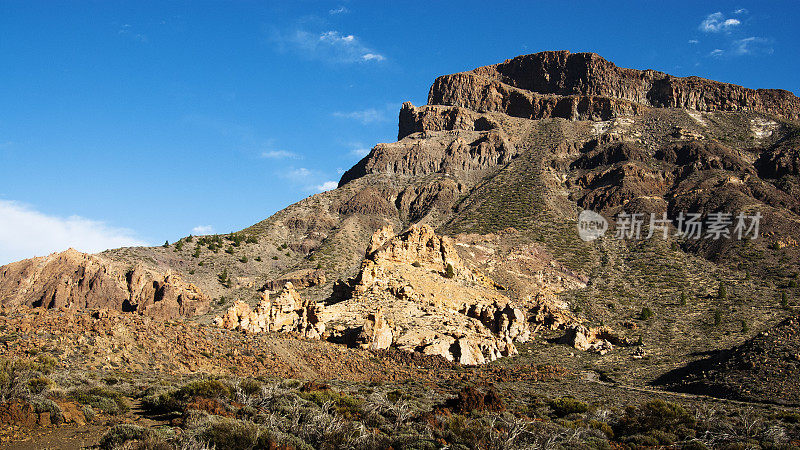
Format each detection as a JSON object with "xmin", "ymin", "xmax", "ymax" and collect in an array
[
  {"xmin": 717, "ymin": 281, "xmax": 727, "ymax": 300},
  {"xmin": 444, "ymin": 263, "xmax": 455, "ymax": 279},
  {"xmin": 679, "ymin": 292, "xmax": 687, "ymax": 306},
  {"xmin": 713, "ymin": 310, "xmax": 722, "ymax": 327},
  {"xmin": 218, "ymin": 269, "xmax": 230, "ymax": 287},
  {"xmin": 162, "ymin": 240, "xmax": 169, "ymax": 248},
  {"xmin": 781, "ymin": 292, "xmax": 790, "ymax": 310}
]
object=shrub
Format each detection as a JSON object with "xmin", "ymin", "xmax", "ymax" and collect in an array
[
  {"xmin": 680, "ymin": 292, "xmax": 687, "ymax": 306},
  {"xmin": 272, "ymin": 256, "xmax": 279, "ymax": 260},
  {"xmin": 143, "ymin": 379, "xmax": 233, "ymax": 414},
  {"xmin": 740, "ymin": 319, "xmax": 749, "ymax": 333},
  {"xmin": 549, "ymin": 396, "xmax": 588, "ymax": 417},
  {"xmin": 245, "ymin": 236, "xmax": 258, "ymax": 244},
  {"xmin": 717, "ymin": 281, "xmax": 727, "ymax": 300},
  {"xmin": 69, "ymin": 386, "xmax": 129, "ymax": 415},
  {"xmin": 218, "ymin": 269, "xmax": 230, "ymax": 287},
  {"xmin": 239, "ymin": 256, "xmax": 248, "ymax": 263},
  {"xmin": 162, "ymin": 240, "xmax": 169, "ymax": 248},
  {"xmin": 31, "ymin": 398, "xmax": 64, "ymax": 424},
  {"xmin": 412, "ymin": 261, "xmax": 422, "ymax": 268},
  {"xmin": 186, "ymin": 235, "xmax": 193, "ymax": 242},
  {"xmin": 200, "ymin": 418, "xmax": 260, "ymax": 450},
  {"xmin": 192, "ymin": 248, "xmax": 201, "ymax": 258},
  {"xmin": 444, "ymin": 263, "xmax": 455, "ymax": 279},
  {"xmin": 616, "ymin": 399, "xmax": 696, "ymax": 440},
  {"xmin": 781, "ymin": 292, "xmax": 790, "ymax": 309},
  {"xmin": 639, "ymin": 307, "xmax": 654, "ymax": 320},
  {"xmin": 27, "ymin": 376, "xmax": 52, "ymax": 394},
  {"xmin": 713, "ymin": 310, "xmax": 722, "ymax": 327},
  {"xmin": 99, "ymin": 424, "xmax": 151, "ymax": 450},
  {"xmin": 255, "ymin": 256, "xmax": 262, "ymax": 262}
]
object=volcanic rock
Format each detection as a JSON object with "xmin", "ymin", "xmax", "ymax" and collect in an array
[{"xmin": 0, "ymin": 249, "xmax": 209, "ymax": 319}]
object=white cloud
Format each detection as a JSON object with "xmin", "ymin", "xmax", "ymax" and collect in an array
[
  {"xmin": 192, "ymin": 225, "xmax": 214, "ymax": 235},
  {"xmin": 733, "ymin": 36, "xmax": 773, "ymax": 55},
  {"xmin": 329, "ymin": 6, "xmax": 349, "ymax": 14},
  {"xmin": 0, "ymin": 200, "xmax": 147, "ymax": 265},
  {"xmin": 734, "ymin": 8, "xmax": 748, "ymax": 14},
  {"xmin": 688, "ymin": 39, "xmax": 700, "ymax": 44},
  {"xmin": 699, "ymin": 12, "xmax": 741, "ymax": 33},
  {"xmin": 271, "ymin": 29, "xmax": 385, "ymax": 64},
  {"xmin": 362, "ymin": 53, "xmax": 385, "ymax": 62},
  {"xmin": 261, "ymin": 149, "xmax": 299, "ymax": 159},
  {"xmin": 709, "ymin": 48, "xmax": 725, "ymax": 57},
  {"xmin": 314, "ymin": 181, "xmax": 338, "ymax": 192},
  {"xmin": 332, "ymin": 108, "xmax": 386, "ymax": 124}
]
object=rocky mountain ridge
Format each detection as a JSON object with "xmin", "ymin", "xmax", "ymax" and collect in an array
[{"xmin": 427, "ymin": 50, "xmax": 800, "ymax": 122}]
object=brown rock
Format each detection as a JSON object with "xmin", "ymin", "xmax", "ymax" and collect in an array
[
  {"xmin": 428, "ymin": 50, "xmax": 800, "ymax": 122},
  {"xmin": 0, "ymin": 249, "xmax": 209, "ymax": 319}
]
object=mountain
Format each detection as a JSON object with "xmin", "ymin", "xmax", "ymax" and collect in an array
[{"xmin": 1, "ymin": 50, "xmax": 799, "ymax": 388}]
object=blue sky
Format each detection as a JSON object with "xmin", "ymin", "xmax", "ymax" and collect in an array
[{"xmin": 1, "ymin": 1, "xmax": 798, "ymax": 264}]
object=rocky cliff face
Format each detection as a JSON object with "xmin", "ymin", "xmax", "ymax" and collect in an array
[
  {"xmin": 0, "ymin": 249, "xmax": 209, "ymax": 318},
  {"xmin": 323, "ymin": 225, "xmax": 531, "ymax": 365},
  {"xmin": 426, "ymin": 50, "xmax": 800, "ymax": 122}
]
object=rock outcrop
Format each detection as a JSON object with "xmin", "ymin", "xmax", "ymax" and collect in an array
[
  {"xmin": 215, "ymin": 282, "xmax": 325, "ymax": 339},
  {"xmin": 427, "ymin": 50, "xmax": 800, "ymax": 122},
  {"xmin": 560, "ymin": 324, "xmax": 632, "ymax": 355},
  {"xmin": 262, "ymin": 268, "xmax": 326, "ymax": 292},
  {"xmin": 323, "ymin": 225, "xmax": 530, "ymax": 365},
  {"xmin": 339, "ymin": 127, "xmax": 517, "ymax": 186},
  {"xmin": 0, "ymin": 249, "xmax": 209, "ymax": 319}
]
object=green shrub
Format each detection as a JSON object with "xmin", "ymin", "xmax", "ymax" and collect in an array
[
  {"xmin": 162, "ymin": 240, "xmax": 169, "ymax": 248},
  {"xmin": 444, "ymin": 263, "xmax": 455, "ymax": 279},
  {"xmin": 781, "ymin": 292, "xmax": 790, "ymax": 309},
  {"xmin": 99, "ymin": 424, "xmax": 151, "ymax": 450},
  {"xmin": 717, "ymin": 281, "xmax": 727, "ymax": 300},
  {"xmin": 143, "ymin": 379, "xmax": 233, "ymax": 414},
  {"xmin": 31, "ymin": 398, "xmax": 64, "ymax": 424},
  {"xmin": 239, "ymin": 256, "xmax": 248, "ymax": 263},
  {"xmin": 639, "ymin": 307, "xmax": 654, "ymax": 321},
  {"xmin": 200, "ymin": 418, "xmax": 260, "ymax": 450},
  {"xmin": 713, "ymin": 310, "xmax": 722, "ymax": 327},
  {"xmin": 69, "ymin": 386, "xmax": 129, "ymax": 415},
  {"xmin": 549, "ymin": 396, "xmax": 588, "ymax": 417},
  {"xmin": 27, "ymin": 376, "xmax": 52, "ymax": 394},
  {"xmin": 616, "ymin": 399, "xmax": 696, "ymax": 440},
  {"xmin": 680, "ymin": 292, "xmax": 687, "ymax": 306},
  {"xmin": 412, "ymin": 261, "xmax": 422, "ymax": 268}
]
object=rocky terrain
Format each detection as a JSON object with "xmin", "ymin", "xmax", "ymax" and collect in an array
[{"xmin": 1, "ymin": 50, "xmax": 800, "ymax": 448}]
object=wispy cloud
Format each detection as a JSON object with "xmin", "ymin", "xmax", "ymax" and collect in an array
[
  {"xmin": 314, "ymin": 181, "xmax": 338, "ymax": 192},
  {"xmin": 0, "ymin": 199, "xmax": 147, "ymax": 265},
  {"xmin": 694, "ymin": 10, "xmax": 773, "ymax": 59},
  {"xmin": 332, "ymin": 108, "xmax": 387, "ymax": 124},
  {"xmin": 699, "ymin": 12, "xmax": 741, "ymax": 33},
  {"xmin": 192, "ymin": 225, "xmax": 214, "ymax": 235},
  {"xmin": 329, "ymin": 6, "xmax": 349, "ymax": 15},
  {"xmin": 271, "ymin": 29, "xmax": 385, "ymax": 64},
  {"xmin": 732, "ymin": 36, "xmax": 773, "ymax": 56},
  {"xmin": 261, "ymin": 149, "xmax": 300, "ymax": 159}
]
